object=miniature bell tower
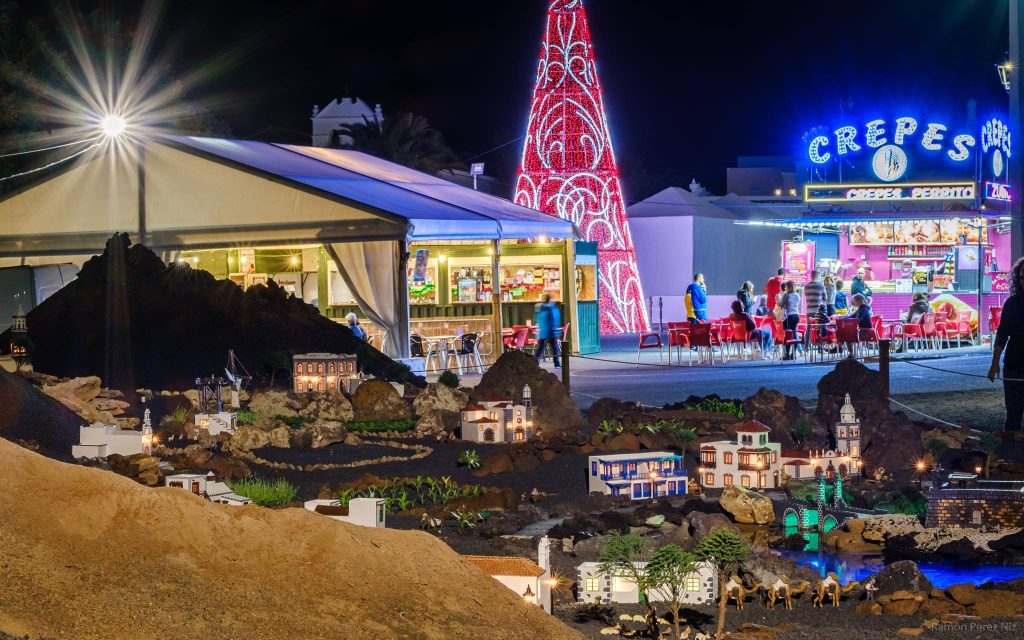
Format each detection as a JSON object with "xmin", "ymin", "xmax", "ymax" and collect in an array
[
  {"xmin": 10, "ymin": 305, "xmax": 30, "ymax": 370},
  {"xmin": 141, "ymin": 408, "xmax": 153, "ymax": 456},
  {"xmin": 834, "ymin": 394, "xmax": 861, "ymax": 457}
]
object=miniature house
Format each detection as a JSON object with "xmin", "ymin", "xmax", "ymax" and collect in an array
[
  {"xmin": 72, "ymin": 423, "xmax": 145, "ymax": 459},
  {"xmin": 780, "ymin": 395, "xmax": 862, "ymax": 480},
  {"xmin": 303, "ymin": 497, "xmax": 386, "ymax": 528},
  {"xmin": 460, "ymin": 385, "xmax": 535, "ymax": 444},
  {"xmin": 293, "ymin": 353, "xmax": 359, "ymax": 394},
  {"xmin": 164, "ymin": 472, "xmax": 252, "ymax": 506},
  {"xmin": 587, "ymin": 451, "xmax": 688, "ymax": 500},
  {"xmin": 194, "ymin": 412, "xmax": 237, "ymax": 436},
  {"xmin": 577, "ymin": 560, "xmax": 717, "ymax": 605},
  {"xmin": 698, "ymin": 421, "xmax": 782, "ymax": 489},
  {"xmin": 463, "ymin": 537, "xmax": 552, "ymax": 612}
]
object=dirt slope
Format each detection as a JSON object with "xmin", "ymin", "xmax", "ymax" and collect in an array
[
  {"xmin": 0, "ymin": 438, "xmax": 578, "ymax": 640},
  {"xmin": 0, "ymin": 369, "xmax": 80, "ymax": 459}
]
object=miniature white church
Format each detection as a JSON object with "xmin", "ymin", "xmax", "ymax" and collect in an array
[
  {"xmin": 460, "ymin": 385, "xmax": 535, "ymax": 444},
  {"xmin": 780, "ymin": 394, "xmax": 862, "ymax": 480}
]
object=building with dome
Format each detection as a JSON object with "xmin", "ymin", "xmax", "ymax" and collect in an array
[
  {"xmin": 459, "ymin": 385, "xmax": 535, "ymax": 443},
  {"xmin": 780, "ymin": 394, "xmax": 862, "ymax": 481},
  {"xmin": 310, "ymin": 97, "xmax": 383, "ymax": 147}
]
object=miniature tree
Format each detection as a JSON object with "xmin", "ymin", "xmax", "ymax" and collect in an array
[
  {"xmin": 597, "ymin": 532, "xmax": 658, "ymax": 638},
  {"xmin": 793, "ymin": 418, "xmax": 813, "ymax": 447},
  {"xmin": 978, "ymin": 433, "xmax": 1002, "ymax": 479},
  {"xmin": 925, "ymin": 438, "xmax": 948, "ymax": 467},
  {"xmin": 695, "ymin": 528, "xmax": 749, "ymax": 640},
  {"xmin": 438, "ymin": 370, "xmax": 460, "ymax": 389},
  {"xmin": 646, "ymin": 543, "xmax": 697, "ymax": 639}
]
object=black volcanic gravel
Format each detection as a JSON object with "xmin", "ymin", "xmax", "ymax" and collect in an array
[{"xmin": 251, "ymin": 441, "xmax": 419, "ymax": 465}]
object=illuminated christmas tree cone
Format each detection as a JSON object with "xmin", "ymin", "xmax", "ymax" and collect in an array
[{"xmin": 515, "ymin": 0, "xmax": 649, "ymax": 334}]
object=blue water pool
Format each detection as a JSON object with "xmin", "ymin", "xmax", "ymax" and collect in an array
[{"xmin": 777, "ymin": 548, "xmax": 1024, "ymax": 588}]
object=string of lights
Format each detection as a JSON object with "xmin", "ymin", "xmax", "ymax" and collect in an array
[
  {"xmin": 0, "ymin": 135, "xmax": 100, "ymax": 158},
  {"xmin": 0, "ymin": 142, "xmax": 100, "ymax": 182}
]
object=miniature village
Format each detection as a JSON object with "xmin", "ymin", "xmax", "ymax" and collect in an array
[{"xmin": 3, "ymin": 243, "xmax": 1024, "ymax": 640}]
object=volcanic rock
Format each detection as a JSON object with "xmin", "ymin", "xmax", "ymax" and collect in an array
[
  {"xmin": 297, "ymin": 389, "xmax": 354, "ymax": 422},
  {"xmin": 472, "ymin": 450, "xmax": 514, "ymax": 477},
  {"xmin": 719, "ymin": 485, "xmax": 774, "ymax": 524},
  {"xmin": 225, "ymin": 426, "xmax": 272, "ymax": 452},
  {"xmin": 470, "ymin": 351, "xmax": 583, "ymax": 434},
  {"xmin": 268, "ymin": 426, "xmax": 291, "ymax": 448},
  {"xmin": 861, "ymin": 514, "xmax": 926, "ymax": 543},
  {"xmin": 412, "ymin": 383, "xmax": 467, "ymax": 435},
  {"xmin": 871, "ymin": 560, "xmax": 933, "ymax": 595},
  {"xmin": 687, "ymin": 512, "xmax": 739, "ymax": 541},
  {"xmin": 946, "ymin": 583, "xmax": 978, "ymax": 606},
  {"xmin": 0, "ymin": 369, "xmax": 82, "ymax": 459},
  {"xmin": 970, "ymin": 589, "xmax": 1024, "ymax": 617},
  {"xmin": 248, "ymin": 389, "xmax": 301, "ymax": 419},
  {"xmin": 604, "ymin": 432, "xmax": 641, "ymax": 451},
  {"xmin": 352, "ymin": 379, "xmax": 412, "ymax": 422},
  {"xmin": 1, "ymin": 234, "xmax": 421, "ymax": 390},
  {"xmin": 304, "ymin": 420, "xmax": 347, "ymax": 448},
  {"xmin": 740, "ymin": 389, "xmax": 812, "ymax": 450}
]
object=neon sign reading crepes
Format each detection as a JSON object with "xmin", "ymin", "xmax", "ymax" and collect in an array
[
  {"xmin": 805, "ymin": 182, "xmax": 976, "ymax": 202},
  {"xmin": 807, "ymin": 117, "xmax": 976, "ymax": 167}
]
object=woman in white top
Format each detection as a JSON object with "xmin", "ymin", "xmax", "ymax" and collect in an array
[{"xmin": 779, "ymin": 280, "xmax": 801, "ymax": 360}]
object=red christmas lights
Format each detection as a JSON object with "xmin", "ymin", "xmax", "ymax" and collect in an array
[{"xmin": 515, "ymin": 0, "xmax": 649, "ymax": 334}]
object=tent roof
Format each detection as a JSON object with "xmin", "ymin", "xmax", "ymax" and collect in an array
[{"xmin": 0, "ymin": 135, "xmax": 574, "ymax": 257}]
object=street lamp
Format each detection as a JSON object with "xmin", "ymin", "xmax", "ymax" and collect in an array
[
  {"xmin": 100, "ymin": 114, "xmax": 127, "ymax": 138},
  {"xmin": 998, "ymin": 61, "xmax": 1013, "ymax": 93}
]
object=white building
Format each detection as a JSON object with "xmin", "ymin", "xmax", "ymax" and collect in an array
[
  {"xmin": 311, "ymin": 97, "xmax": 383, "ymax": 147},
  {"xmin": 698, "ymin": 421, "xmax": 782, "ymax": 489},
  {"xmin": 780, "ymin": 394, "xmax": 863, "ymax": 480},
  {"xmin": 72, "ymin": 423, "xmax": 145, "ymax": 459},
  {"xmin": 194, "ymin": 412, "xmax": 237, "ymax": 436},
  {"xmin": 293, "ymin": 352, "xmax": 360, "ymax": 394},
  {"xmin": 463, "ymin": 537, "xmax": 552, "ymax": 612},
  {"xmin": 460, "ymin": 386, "xmax": 535, "ymax": 444},
  {"xmin": 577, "ymin": 560, "xmax": 718, "ymax": 605},
  {"xmin": 303, "ymin": 497, "xmax": 385, "ymax": 528},
  {"xmin": 587, "ymin": 451, "xmax": 688, "ymax": 500},
  {"xmin": 164, "ymin": 472, "xmax": 252, "ymax": 506}
]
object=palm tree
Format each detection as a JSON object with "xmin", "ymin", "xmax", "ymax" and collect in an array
[{"xmin": 333, "ymin": 113, "xmax": 462, "ymax": 176}]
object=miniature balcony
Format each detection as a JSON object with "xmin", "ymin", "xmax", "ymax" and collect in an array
[{"xmin": 600, "ymin": 468, "xmax": 687, "ymax": 482}]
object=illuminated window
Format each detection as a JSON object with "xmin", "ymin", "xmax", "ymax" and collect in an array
[
  {"xmin": 585, "ymin": 577, "xmax": 600, "ymax": 592},
  {"xmin": 741, "ymin": 475, "xmax": 751, "ymax": 488},
  {"xmin": 612, "ymin": 576, "xmax": 635, "ymax": 592},
  {"xmin": 771, "ymin": 451, "xmax": 777, "ymax": 463},
  {"xmin": 295, "ymin": 363, "xmax": 302, "ymax": 374},
  {"xmin": 701, "ymin": 451, "xmax": 716, "ymax": 464},
  {"xmin": 317, "ymin": 380, "xmax": 324, "ymax": 391},
  {"xmin": 723, "ymin": 452, "xmax": 733, "ymax": 465},
  {"xmin": 686, "ymin": 577, "xmax": 700, "ymax": 592},
  {"xmin": 329, "ymin": 362, "xmax": 336, "ymax": 374},
  {"xmin": 723, "ymin": 474, "xmax": 733, "ymax": 487},
  {"xmin": 306, "ymin": 363, "xmax": 313, "ymax": 374},
  {"xmin": 704, "ymin": 472, "xmax": 714, "ymax": 485},
  {"xmin": 296, "ymin": 381, "xmax": 304, "ymax": 393},
  {"xmin": 317, "ymin": 363, "xmax": 324, "ymax": 374}
]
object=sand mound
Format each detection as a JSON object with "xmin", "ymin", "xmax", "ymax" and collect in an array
[{"xmin": 0, "ymin": 438, "xmax": 578, "ymax": 640}]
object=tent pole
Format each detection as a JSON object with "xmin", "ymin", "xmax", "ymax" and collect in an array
[
  {"xmin": 491, "ymin": 239, "xmax": 503, "ymax": 361},
  {"xmin": 397, "ymin": 240, "xmax": 412, "ymax": 359},
  {"xmin": 137, "ymin": 144, "xmax": 146, "ymax": 246}
]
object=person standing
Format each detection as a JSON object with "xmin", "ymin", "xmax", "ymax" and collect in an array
[
  {"xmin": 823, "ymin": 275, "xmax": 837, "ymax": 317},
  {"xmin": 803, "ymin": 270, "xmax": 825, "ymax": 346},
  {"xmin": 765, "ymin": 268, "xmax": 785, "ymax": 310},
  {"xmin": 779, "ymin": 280, "xmax": 801, "ymax": 360},
  {"xmin": 685, "ymin": 273, "xmax": 708, "ymax": 324},
  {"xmin": 533, "ymin": 293, "xmax": 562, "ymax": 368},
  {"xmin": 737, "ymin": 281, "xmax": 756, "ymax": 315},
  {"xmin": 851, "ymin": 268, "xmax": 873, "ymax": 304},
  {"xmin": 989, "ymin": 258, "xmax": 1024, "ymax": 431},
  {"xmin": 834, "ymin": 279, "xmax": 849, "ymax": 314}
]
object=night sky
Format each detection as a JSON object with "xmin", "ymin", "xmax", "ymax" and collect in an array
[{"xmin": 17, "ymin": 0, "xmax": 1014, "ymax": 198}]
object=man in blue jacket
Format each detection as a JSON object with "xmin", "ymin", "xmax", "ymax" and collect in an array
[
  {"xmin": 685, "ymin": 273, "xmax": 708, "ymax": 323},
  {"xmin": 534, "ymin": 293, "xmax": 562, "ymax": 368}
]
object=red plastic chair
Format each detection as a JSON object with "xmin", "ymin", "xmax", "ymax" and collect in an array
[
  {"xmin": 836, "ymin": 318, "xmax": 863, "ymax": 358},
  {"xmin": 990, "ymin": 306, "xmax": 1003, "ymax": 348},
  {"xmin": 636, "ymin": 332, "xmax": 663, "ymax": 367},
  {"xmin": 667, "ymin": 322, "xmax": 691, "ymax": 366},
  {"xmin": 728, "ymin": 319, "xmax": 759, "ymax": 359},
  {"xmin": 901, "ymin": 320, "xmax": 924, "ymax": 352},
  {"xmin": 505, "ymin": 327, "xmax": 530, "ymax": 352},
  {"xmin": 920, "ymin": 313, "xmax": 939, "ymax": 350},
  {"xmin": 690, "ymin": 323, "xmax": 716, "ymax": 366}
]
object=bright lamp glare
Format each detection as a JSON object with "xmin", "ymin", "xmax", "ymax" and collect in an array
[{"xmin": 100, "ymin": 114, "xmax": 127, "ymax": 137}]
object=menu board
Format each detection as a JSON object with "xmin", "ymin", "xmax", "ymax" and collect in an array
[
  {"xmin": 782, "ymin": 241, "xmax": 815, "ymax": 285},
  {"xmin": 895, "ymin": 220, "xmax": 941, "ymax": 244},
  {"xmin": 849, "ymin": 222, "xmax": 894, "ymax": 245}
]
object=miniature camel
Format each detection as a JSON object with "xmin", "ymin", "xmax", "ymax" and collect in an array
[
  {"xmin": 724, "ymin": 575, "xmax": 761, "ymax": 611},
  {"xmin": 812, "ymin": 573, "xmax": 860, "ymax": 607},
  {"xmin": 764, "ymin": 577, "xmax": 811, "ymax": 610}
]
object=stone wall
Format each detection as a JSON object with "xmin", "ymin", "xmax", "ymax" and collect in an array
[{"xmin": 926, "ymin": 489, "xmax": 1024, "ymax": 529}]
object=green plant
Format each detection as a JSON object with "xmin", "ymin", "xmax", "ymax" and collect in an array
[
  {"xmin": 438, "ymin": 370, "xmax": 460, "ymax": 389},
  {"xmin": 877, "ymin": 494, "xmax": 926, "ymax": 518},
  {"xmin": 229, "ymin": 477, "xmax": 298, "ymax": 507},
  {"xmin": 696, "ymin": 529, "xmax": 749, "ymax": 640},
  {"xmin": 457, "ymin": 450, "xmax": 482, "ymax": 470},
  {"xmin": 451, "ymin": 509, "xmax": 477, "ymax": 529},
  {"xmin": 346, "ymin": 418, "xmax": 416, "ymax": 433},
  {"xmin": 793, "ymin": 418, "xmax": 813, "ymax": 446},
  {"xmin": 276, "ymin": 415, "xmax": 314, "ymax": 429},
  {"xmin": 978, "ymin": 433, "xmax": 1002, "ymax": 479},
  {"xmin": 598, "ymin": 419, "xmax": 623, "ymax": 435},
  {"xmin": 598, "ymin": 533, "xmax": 659, "ymax": 638},
  {"xmin": 393, "ymin": 491, "xmax": 412, "ymax": 512},
  {"xmin": 673, "ymin": 426, "xmax": 697, "ymax": 443},
  {"xmin": 167, "ymin": 405, "xmax": 191, "ymax": 424},
  {"xmin": 338, "ymin": 488, "xmax": 357, "ymax": 507},
  {"xmin": 925, "ymin": 438, "xmax": 949, "ymax": 464},
  {"xmin": 684, "ymin": 398, "xmax": 745, "ymax": 418},
  {"xmin": 647, "ymin": 544, "xmax": 698, "ymax": 640},
  {"xmin": 236, "ymin": 410, "xmax": 261, "ymax": 425}
]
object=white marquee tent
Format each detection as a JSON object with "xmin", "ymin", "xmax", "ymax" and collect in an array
[{"xmin": 0, "ymin": 135, "xmax": 576, "ymax": 357}]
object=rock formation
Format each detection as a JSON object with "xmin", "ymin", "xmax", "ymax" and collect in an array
[
  {"xmin": 0, "ymin": 234, "xmax": 421, "ymax": 391},
  {"xmin": 719, "ymin": 485, "xmax": 775, "ymax": 524},
  {"xmin": 351, "ymin": 379, "xmax": 412, "ymax": 422},
  {"xmin": 0, "ymin": 369, "xmax": 82, "ymax": 459}
]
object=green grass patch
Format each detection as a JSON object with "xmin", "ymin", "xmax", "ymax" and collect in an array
[
  {"xmin": 236, "ymin": 410, "xmax": 261, "ymax": 425},
  {"xmin": 276, "ymin": 415, "xmax": 314, "ymax": 429},
  {"xmin": 347, "ymin": 418, "xmax": 416, "ymax": 433},
  {"xmin": 229, "ymin": 477, "xmax": 298, "ymax": 507}
]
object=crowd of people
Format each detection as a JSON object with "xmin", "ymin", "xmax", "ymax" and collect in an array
[{"xmin": 679, "ymin": 264, "xmax": 959, "ymax": 361}]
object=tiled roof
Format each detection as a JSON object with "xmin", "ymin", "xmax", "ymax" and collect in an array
[
  {"xmin": 463, "ymin": 555, "xmax": 545, "ymax": 578},
  {"xmin": 781, "ymin": 449, "xmax": 810, "ymax": 459},
  {"xmin": 735, "ymin": 421, "xmax": 771, "ymax": 433},
  {"xmin": 466, "ymin": 417, "xmax": 498, "ymax": 424},
  {"xmin": 463, "ymin": 403, "xmax": 486, "ymax": 411},
  {"xmin": 786, "ymin": 460, "xmax": 811, "ymax": 466},
  {"xmin": 700, "ymin": 445, "xmax": 718, "ymax": 451}
]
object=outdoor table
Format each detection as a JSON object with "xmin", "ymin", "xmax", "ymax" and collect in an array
[{"xmin": 667, "ymin": 327, "xmax": 691, "ymax": 366}]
